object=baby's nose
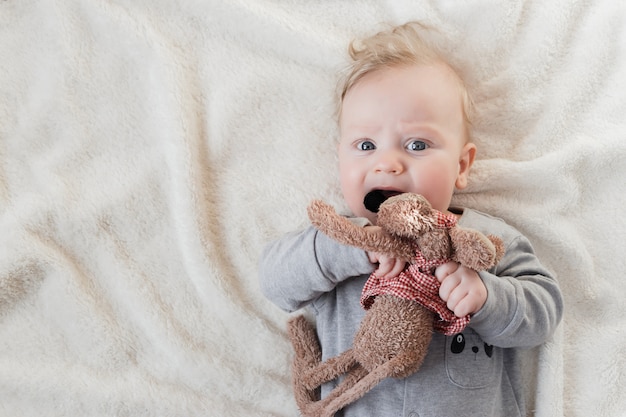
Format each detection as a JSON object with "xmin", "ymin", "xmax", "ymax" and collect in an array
[{"xmin": 374, "ymin": 150, "xmax": 404, "ymax": 174}]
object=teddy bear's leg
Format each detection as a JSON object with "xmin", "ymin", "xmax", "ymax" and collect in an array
[
  {"xmin": 321, "ymin": 345, "xmax": 428, "ymax": 417},
  {"xmin": 297, "ymin": 356, "xmax": 365, "ymax": 417},
  {"xmin": 288, "ymin": 315, "xmax": 321, "ymax": 367},
  {"xmin": 288, "ymin": 315, "xmax": 374, "ymax": 417},
  {"xmin": 302, "ymin": 349, "xmax": 357, "ymax": 390},
  {"xmin": 287, "ymin": 316, "xmax": 323, "ymax": 413},
  {"xmin": 317, "ymin": 363, "xmax": 389, "ymax": 417},
  {"xmin": 292, "ymin": 364, "xmax": 319, "ymax": 417},
  {"xmin": 306, "ymin": 364, "xmax": 369, "ymax": 417}
]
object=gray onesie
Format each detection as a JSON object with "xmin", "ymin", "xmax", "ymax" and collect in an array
[{"xmin": 259, "ymin": 208, "xmax": 563, "ymax": 417}]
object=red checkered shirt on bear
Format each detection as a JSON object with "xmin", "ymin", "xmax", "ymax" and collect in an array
[{"xmin": 360, "ymin": 211, "xmax": 470, "ymax": 336}]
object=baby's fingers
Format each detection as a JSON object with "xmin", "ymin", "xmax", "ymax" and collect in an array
[
  {"xmin": 375, "ymin": 257, "xmax": 406, "ymax": 279},
  {"xmin": 435, "ymin": 261, "xmax": 459, "ymax": 283},
  {"xmin": 387, "ymin": 258, "xmax": 406, "ymax": 278}
]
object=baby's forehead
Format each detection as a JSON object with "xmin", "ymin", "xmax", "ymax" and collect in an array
[
  {"xmin": 339, "ymin": 62, "xmax": 471, "ymax": 130},
  {"xmin": 342, "ymin": 63, "xmax": 462, "ymax": 105},
  {"xmin": 344, "ymin": 64, "xmax": 462, "ymax": 106},
  {"xmin": 357, "ymin": 59, "xmax": 457, "ymax": 83}
]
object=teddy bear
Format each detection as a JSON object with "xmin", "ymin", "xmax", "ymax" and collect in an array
[{"xmin": 287, "ymin": 193, "xmax": 504, "ymax": 417}]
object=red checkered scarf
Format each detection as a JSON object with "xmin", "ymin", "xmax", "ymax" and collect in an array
[{"xmin": 360, "ymin": 210, "xmax": 470, "ymax": 336}]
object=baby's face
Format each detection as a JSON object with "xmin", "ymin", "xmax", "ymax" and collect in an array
[{"xmin": 338, "ymin": 63, "xmax": 475, "ymax": 224}]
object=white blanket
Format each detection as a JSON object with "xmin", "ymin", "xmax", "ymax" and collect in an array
[{"xmin": 1, "ymin": 1, "xmax": 625, "ymax": 416}]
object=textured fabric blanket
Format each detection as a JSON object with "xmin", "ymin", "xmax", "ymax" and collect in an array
[{"xmin": 1, "ymin": 1, "xmax": 625, "ymax": 416}]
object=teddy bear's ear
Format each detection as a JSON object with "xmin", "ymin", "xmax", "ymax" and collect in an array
[{"xmin": 377, "ymin": 194, "xmax": 437, "ymax": 238}]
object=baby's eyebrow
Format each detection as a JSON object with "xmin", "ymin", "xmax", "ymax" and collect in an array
[{"xmin": 344, "ymin": 126, "xmax": 380, "ymax": 135}]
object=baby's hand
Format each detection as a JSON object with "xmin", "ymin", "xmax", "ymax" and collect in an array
[
  {"xmin": 367, "ymin": 251, "xmax": 407, "ymax": 279},
  {"xmin": 435, "ymin": 262, "xmax": 487, "ymax": 317}
]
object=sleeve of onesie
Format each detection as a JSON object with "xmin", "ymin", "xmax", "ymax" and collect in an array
[
  {"xmin": 258, "ymin": 220, "xmax": 375, "ymax": 313},
  {"xmin": 469, "ymin": 232, "xmax": 564, "ymax": 349}
]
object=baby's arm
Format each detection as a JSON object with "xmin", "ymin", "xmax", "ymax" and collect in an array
[
  {"xmin": 464, "ymin": 234, "xmax": 563, "ymax": 348},
  {"xmin": 258, "ymin": 222, "xmax": 375, "ymax": 312}
]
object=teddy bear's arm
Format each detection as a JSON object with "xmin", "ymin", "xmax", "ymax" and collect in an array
[
  {"xmin": 450, "ymin": 226, "xmax": 504, "ymax": 271},
  {"xmin": 307, "ymin": 200, "xmax": 414, "ymax": 261}
]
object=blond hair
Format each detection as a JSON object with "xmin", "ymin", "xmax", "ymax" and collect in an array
[{"xmin": 337, "ymin": 22, "xmax": 474, "ymax": 130}]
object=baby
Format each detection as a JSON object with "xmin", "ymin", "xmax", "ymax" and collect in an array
[{"xmin": 259, "ymin": 22, "xmax": 563, "ymax": 417}]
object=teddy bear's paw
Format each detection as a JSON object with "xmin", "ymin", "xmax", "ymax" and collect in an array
[{"xmin": 451, "ymin": 227, "xmax": 500, "ymax": 271}]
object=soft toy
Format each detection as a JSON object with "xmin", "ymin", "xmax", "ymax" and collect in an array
[{"xmin": 287, "ymin": 193, "xmax": 504, "ymax": 417}]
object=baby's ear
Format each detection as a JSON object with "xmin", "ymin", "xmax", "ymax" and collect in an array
[{"xmin": 455, "ymin": 143, "xmax": 476, "ymax": 190}]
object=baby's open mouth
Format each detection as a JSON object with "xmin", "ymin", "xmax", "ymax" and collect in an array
[{"xmin": 364, "ymin": 189, "xmax": 403, "ymax": 213}]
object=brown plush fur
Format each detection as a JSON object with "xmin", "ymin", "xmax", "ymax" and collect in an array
[{"xmin": 288, "ymin": 193, "xmax": 504, "ymax": 417}]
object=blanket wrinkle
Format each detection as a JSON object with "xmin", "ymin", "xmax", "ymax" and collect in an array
[{"xmin": 1, "ymin": 1, "xmax": 625, "ymax": 416}]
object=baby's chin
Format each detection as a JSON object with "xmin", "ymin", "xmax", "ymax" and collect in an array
[
  {"xmin": 348, "ymin": 205, "xmax": 378, "ymax": 224},
  {"xmin": 362, "ymin": 213, "xmax": 379, "ymax": 225}
]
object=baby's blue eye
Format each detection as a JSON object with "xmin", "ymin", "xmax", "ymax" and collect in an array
[
  {"xmin": 358, "ymin": 140, "xmax": 376, "ymax": 151},
  {"xmin": 407, "ymin": 140, "xmax": 428, "ymax": 151}
]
